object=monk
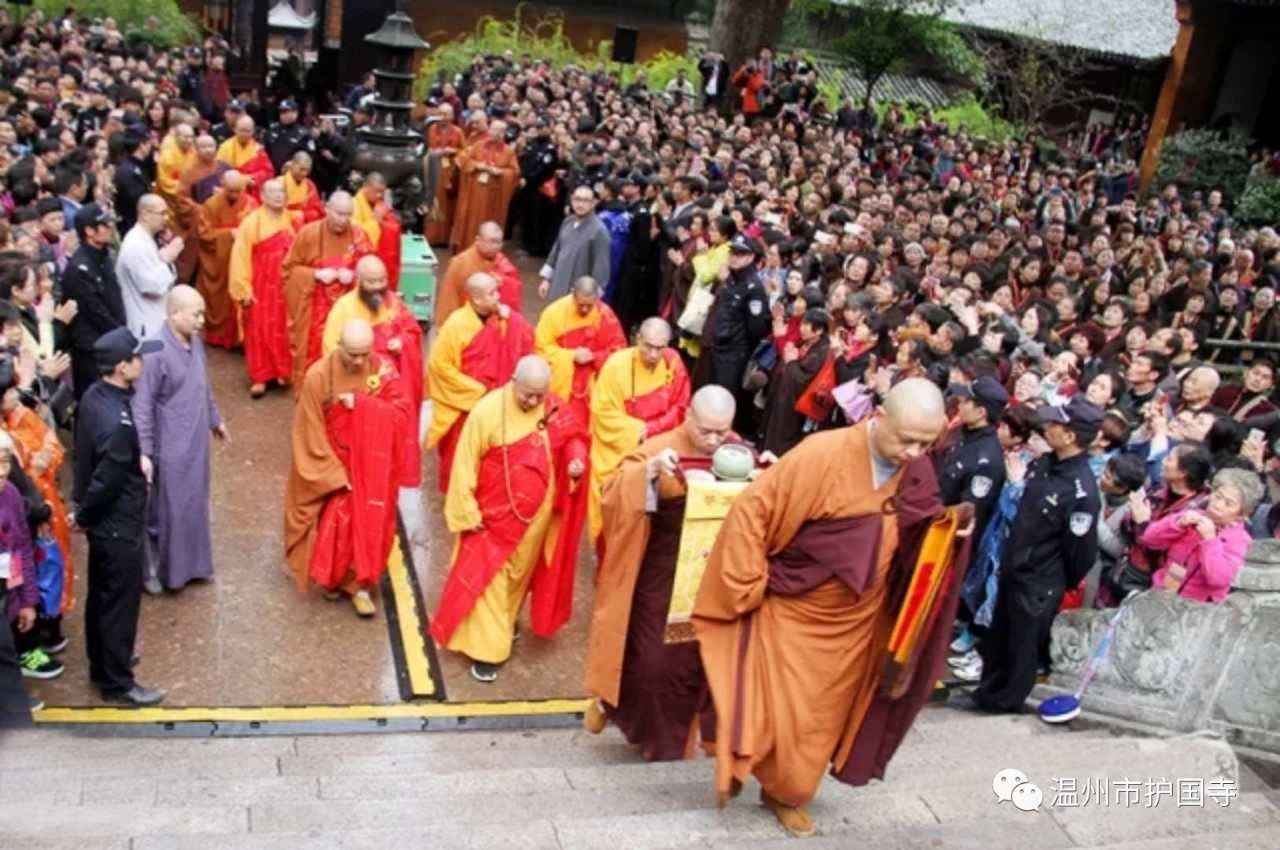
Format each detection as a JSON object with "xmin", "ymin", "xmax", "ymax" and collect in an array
[
  {"xmin": 284, "ymin": 319, "xmax": 414, "ymax": 617},
  {"xmin": 535, "ymin": 276, "xmax": 626, "ymax": 422},
  {"xmin": 280, "ymin": 191, "xmax": 375, "ymax": 390},
  {"xmin": 174, "ymin": 135, "xmax": 228, "ymax": 283},
  {"xmin": 693, "ymin": 378, "xmax": 970, "ymax": 837},
  {"xmin": 155, "ymin": 122, "xmax": 196, "ymax": 218},
  {"xmin": 435, "ymin": 221, "xmax": 522, "ymax": 326},
  {"xmin": 215, "ymin": 116, "xmax": 275, "ymax": 196},
  {"xmin": 423, "ymin": 105, "xmax": 466, "ymax": 246},
  {"xmin": 352, "ymin": 172, "xmax": 403, "ymax": 292},
  {"xmin": 195, "ymin": 170, "xmax": 257, "ymax": 349},
  {"xmin": 450, "ymin": 119, "xmax": 518, "ymax": 252},
  {"xmin": 426, "ymin": 272, "xmax": 535, "ymax": 494},
  {"xmin": 282, "ymin": 152, "xmax": 325, "ymax": 224},
  {"xmin": 230, "ymin": 177, "xmax": 301, "ymax": 396},
  {"xmin": 583, "ymin": 385, "xmax": 736, "ymax": 760},
  {"xmin": 430, "ymin": 355, "xmax": 587, "ymax": 682},
  {"xmin": 323, "ymin": 255, "xmax": 424, "ymax": 486},
  {"xmin": 588, "ymin": 318, "xmax": 691, "ymax": 547}
]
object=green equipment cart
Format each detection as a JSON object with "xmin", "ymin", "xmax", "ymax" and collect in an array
[{"xmin": 400, "ymin": 233, "xmax": 438, "ymax": 325}]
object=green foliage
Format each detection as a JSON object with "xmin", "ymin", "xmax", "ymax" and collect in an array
[
  {"xmin": 2, "ymin": 0, "xmax": 199, "ymax": 50},
  {"xmin": 635, "ymin": 50, "xmax": 699, "ymax": 92},
  {"xmin": 1153, "ymin": 129, "xmax": 1251, "ymax": 203},
  {"xmin": 1236, "ymin": 171, "xmax": 1280, "ymax": 229},
  {"xmin": 929, "ymin": 94, "xmax": 1020, "ymax": 143}
]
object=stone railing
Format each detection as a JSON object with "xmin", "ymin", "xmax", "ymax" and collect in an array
[{"xmin": 1044, "ymin": 540, "xmax": 1280, "ymax": 756}]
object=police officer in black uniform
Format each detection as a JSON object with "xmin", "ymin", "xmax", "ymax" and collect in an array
[
  {"xmin": 956, "ymin": 396, "xmax": 1103, "ymax": 714},
  {"xmin": 700, "ymin": 234, "xmax": 771, "ymax": 433},
  {"xmin": 942, "ymin": 376, "xmax": 1009, "ymax": 545},
  {"xmin": 73, "ymin": 327, "xmax": 166, "ymax": 706},
  {"xmin": 209, "ymin": 100, "xmax": 246, "ymax": 146},
  {"xmin": 264, "ymin": 98, "xmax": 314, "ymax": 174},
  {"xmin": 61, "ymin": 204, "xmax": 128, "ymax": 401},
  {"xmin": 518, "ymin": 116, "xmax": 562, "ymax": 256}
]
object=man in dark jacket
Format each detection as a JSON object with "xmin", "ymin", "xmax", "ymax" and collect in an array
[
  {"xmin": 61, "ymin": 204, "xmax": 127, "ymax": 400},
  {"xmin": 112, "ymin": 130, "xmax": 153, "ymax": 235}
]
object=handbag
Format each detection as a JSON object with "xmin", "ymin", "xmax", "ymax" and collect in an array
[
  {"xmin": 1105, "ymin": 553, "xmax": 1152, "ymax": 599},
  {"xmin": 677, "ymin": 284, "xmax": 715, "ymax": 336},
  {"xmin": 832, "ymin": 378, "xmax": 875, "ymax": 424},
  {"xmin": 795, "ymin": 355, "xmax": 838, "ymax": 421},
  {"xmin": 35, "ymin": 537, "xmax": 64, "ymax": 617}
]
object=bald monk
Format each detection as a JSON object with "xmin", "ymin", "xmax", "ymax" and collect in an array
[
  {"xmin": 583, "ymin": 385, "xmax": 736, "ymax": 759},
  {"xmin": 450, "ymin": 119, "xmax": 518, "ymax": 252},
  {"xmin": 284, "ymin": 319, "xmax": 415, "ymax": 617},
  {"xmin": 323, "ymin": 255, "xmax": 424, "ymax": 486},
  {"xmin": 155, "ymin": 122, "xmax": 196, "ymax": 217},
  {"xmin": 280, "ymin": 191, "xmax": 375, "ymax": 390},
  {"xmin": 282, "ymin": 152, "xmax": 325, "ymax": 224},
  {"xmin": 215, "ymin": 115, "xmax": 274, "ymax": 195},
  {"xmin": 435, "ymin": 221, "xmax": 523, "ymax": 326},
  {"xmin": 588, "ymin": 318, "xmax": 691, "ymax": 547},
  {"xmin": 352, "ymin": 172, "xmax": 403, "ymax": 292},
  {"xmin": 174, "ymin": 134, "xmax": 228, "ymax": 283},
  {"xmin": 427, "ymin": 272, "xmax": 535, "ymax": 494},
  {"xmin": 535, "ymin": 276, "xmax": 626, "ymax": 423},
  {"xmin": 230, "ymin": 178, "xmax": 302, "ymax": 396},
  {"xmin": 424, "ymin": 106, "xmax": 466, "ymax": 246},
  {"xmin": 693, "ymin": 378, "xmax": 971, "ymax": 837},
  {"xmin": 195, "ymin": 170, "xmax": 257, "ymax": 348},
  {"xmin": 430, "ymin": 355, "xmax": 588, "ymax": 682}
]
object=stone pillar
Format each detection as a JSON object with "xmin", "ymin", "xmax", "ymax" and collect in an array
[{"xmin": 1139, "ymin": 0, "xmax": 1228, "ymax": 190}]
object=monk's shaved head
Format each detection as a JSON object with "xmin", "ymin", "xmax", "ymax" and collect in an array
[
  {"xmin": 166, "ymin": 284, "xmax": 204, "ymax": 314},
  {"xmin": 195, "ymin": 134, "xmax": 216, "ymax": 158},
  {"xmin": 166, "ymin": 284, "xmax": 206, "ymax": 338},
  {"xmin": 291, "ymin": 151, "xmax": 313, "ymax": 167},
  {"xmin": 222, "ymin": 170, "xmax": 247, "ymax": 191},
  {"xmin": 512, "ymin": 355, "xmax": 551, "ymax": 411},
  {"xmin": 327, "ymin": 191, "xmax": 354, "ymax": 212},
  {"xmin": 685, "ymin": 385, "xmax": 736, "ymax": 455},
  {"xmin": 872, "ymin": 377, "xmax": 947, "ymax": 465},
  {"xmin": 572, "ymin": 276, "xmax": 600, "ymax": 297},
  {"xmin": 339, "ymin": 319, "xmax": 374, "ymax": 353},
  {"xmin": 261, "ymin": 178, "xmax": 285, "ymax": 209},
  {"xmin": 465, "ymin": 272, "xmax": 501, "ymax": 317},
  {"xmin": 356, "ymin": 254, "xmax": 388, "ymax": 280},
  {"xmin": 638, "ymin": 317, "xmax": 671, "ymax": 345},
  {"xmin": 476, "ymin": 221, "xmax": 504, "ymax": 258},
  {"xmin": 137, "ymin": 193, "xmax": 166, "ymax": 216},
  {"xmin": 364, "ymin": 171, "xmax": 387, "ymax": 188},
  {"xmin": 326, "ymin": 191, "xmax": 354, "ymax": 233},
  {"xmin": 883, "ymin": 377, "xmax": 945, "ymax": 421},
  {"xmin": 691, "ymin": 385, "xmax": 735, "ymax": 419}
]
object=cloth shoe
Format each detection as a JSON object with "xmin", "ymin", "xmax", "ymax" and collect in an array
[
  {"xmin": 352, "ymin": 590, "xmax": 376, "ymax": 617},
  {"xmin": 19, "ymin": 648, "xmax": 64, "ymax": 680},
  {"xmin": 761, "ymin": 791, "xmax": 815, "ymax": 837},
  {"xmin": 249, "ymin": 383, "xmax": 266, "ymax": 398},
  {"xmin": 470, "ymin": 661, "xmax": 499, "ymax": 683},
  {"xmin": 583, "ymin": 699, "xmax": 606, "ymax": 734},
  {"xmin": 144, "ymin": 576, "xmax": 164, "ymax": 596}
]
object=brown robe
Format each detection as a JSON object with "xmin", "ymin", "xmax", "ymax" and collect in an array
[
  {"xmin": 434, "ymin": 245, "xmax": 511, "ymax": 327},
  {"xmin": 692, "ymin": 421, "xmax": 946, "ymax": 806},
  {"xmin": 584, "ymin": 426, "xmax": 712, "ymax": 761},
  {"xmin": 174, "ymin": 159, "xmax": 228, "ymax": 282},
  {"xmin": 280, "ymin": 221, "xmax": 368, "ymax": 390},
  {"xmin": 195, "ymin": 188, "xmax": 256, "ymax": 348},
  {"xmin": 449, "ymin": 139, "xmax": 518, "ymax": 251},
  {"xmin": 425, "ymin": 121, "xmax": 466, "ymax": 246}
]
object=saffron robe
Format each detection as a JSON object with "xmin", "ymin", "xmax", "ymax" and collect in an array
[
  {"xmin": 584, "ymin": 426, "xmax": 713, "ymax": 760},
  {"xmin": 229, "ymin": 207, "xmax": 301, "ymax": 385},
  {"xmin": 434, "ymin": 245, "xmax": 523, "ymax": 327},
  {"xmin": 534, "ymin": 295, "xmax": 627, "ymax": 422},
  {"xmin": 4, "ymin": 405, "xmax": 75, "ymax": 613},
  {"xmin": 426, "ymin": 305, "xmax": 534, "ymax": 493},
  {"xmin": 195, "ymin": 188, "xmax": 258, "ymax": 348},
  {"xmin": 215, "ymin": 137, "xmax": 275, "ymax": 197},
  {"xmin": 280, "ymin": 221, "xmax": 375, "ymax": 390},
  {"xmin": 692, "ymin": 422, "xmax": 961, "ymax": 806},
  {"xmin": 174, "ymin": 159, "xmax": 228, "ymax": 282},
  {"xmin": 352, "ymin": 189, "xmax": 403, "ymax": 292},
  {"xmin": 587, "ymin": 347, "xmax": 691, "ymax": 541},
  {"xmin": 155, "ymin": 137, "xmax": 196, "ymax": 218},
  {"xmin": 283, "ymin": 172, "xmax": 325, "ymax": 224},
  {"xmin": 424, "ymin": 121, "xmax": 466, "ymax": 246},
  {"xmin": 449, "ymin": 139, "xmax": 518, "ymax": 251}
]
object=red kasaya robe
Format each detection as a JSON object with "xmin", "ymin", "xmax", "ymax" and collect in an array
[
  {"xmin": 241, "ymin": 216, "xmax": 300, "ymax": 385},
  {"xmin": 372, "ymin": 294, "xmax": 425, "ymax": 487},
  {"xmin": 628, "ymin": 349, "xmax": 692, "ymax": 434},
  {"xmin": 306, "ymin": 230, "xmax": 376, "ymax": 373},
  {"xmin": 529, "ymin": 399, "xmax": 590, "ymax": 638},
  {"xmin": 560, "ymin": 308, "xmax": 626, "ymax": 424}
]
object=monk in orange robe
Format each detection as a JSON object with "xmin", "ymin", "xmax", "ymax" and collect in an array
[
  {"xmin": 449, "ymin": 120, "xmax": 518, "ymax": 252},
  {"xmin": 424, "ymin": 106, "xmax": 466, "ymax": 246},
  {"xmin": 583, "ymin": 386, "xmax": 736, "ymax": 760},
  {"xmin": 155, "ymin": 122, "xmax": 197, "ymax": 219},
  {"xmin": 215, "ymin": 115, "xmax": 275, "ymax": 198},
  {"xmin": 435, "ymin": 221, "xmax": 523, "ymax": 326},
  {"xmin": 195, "ymin": 170, "xmax": 258, "ymax": 349},
  {"xmin": 282, "ymin": 152, "xmax": 325, "ymax": 224},
  {"xmin": 174, "ymin": 135, "xmax": 228, "ymax": 283},
  {"xmin": 351, "ymin": 172, "xmax": 402, "ymax": 292},
  {"xmin": 426, "ymin": 272, "xmax": 534, "ymax": 494},
  {"xmin": 693, "ymin": 378, "xmax": 968, "ymax": 837},
  {"xmin": 280, "ymin": 191, "xmax": 375, "ymax": 391},
  {"xmin": 229, "ymin": 178, "xmax": 301, "ymax": 396},
  {"xmin": 284, "ymin": 319, "xmax": 415, "ymax": 618}
]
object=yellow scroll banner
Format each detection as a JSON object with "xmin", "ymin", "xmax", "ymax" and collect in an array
[{"xmin": 664, "ymin": 479, "xmax": 750, "ymax": 643}]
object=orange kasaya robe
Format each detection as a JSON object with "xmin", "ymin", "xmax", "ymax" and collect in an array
[
  {"xmin": 283, "ymin": 172, "xmax": 325, "ymax": 224},
  {"xmin": 352, "ymin": 189, "xmax": 403, "ymax": 292},
  {"xmin": 424, "ymin": 120, "xmax": 466, "ymax": 246},
  {"xmin": 174, "ymin": 159, "xmax": 229, "ymax": 283},
  {"xmin": 284, "ymin": 351, "xmax": 413, "ymax": 594},
  {"xmin": 426, "ymin": 304, "xmax": 535, "ymax": 494},
  {"xmin": 280, "ymin": 220, "xmax": 376, "ymax": 391},
  {"xmin": 215, "ymin": 136, "xmax": 276, "ymax": 199},
  {"xmin": 434, "ymin": 245, "xmax": 524, "ymax": 327},
  {"xmin": 5, "ymin": 404, "xmax": 75, "ymax": 614},
  {"xmin": 692, "ymin": 422, "xmax": 967, "ymax": 807},
  {"xmin": 195, "ymin": 188, "xmax": 258, "ymax": 349},
  {"xmin": 229, "ymin": 206, "xmax": 301, "ymax": 385},
  {"xmin": 449, "ymin": 139, "xmax": 518, "ymax": 251},
  {"xmin": 584, "ymin": 425, "xmax": 715, "ymax": 761}
]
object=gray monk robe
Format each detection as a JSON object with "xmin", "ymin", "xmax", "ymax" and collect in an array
[
  {"xmin": 541, "ymin": 213, "xmax": 613, "ymax": 300},
  {"xmin": 132, "ymin": 323, "xmax": 222, "ymax": 590}
]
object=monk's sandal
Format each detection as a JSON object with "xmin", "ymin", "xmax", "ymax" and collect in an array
[{"xmin": 470, "ymin": 662, "xmax": 499, "ymax": 683}]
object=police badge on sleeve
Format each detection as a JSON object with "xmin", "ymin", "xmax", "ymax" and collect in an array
[
  {"xmin": 970, "ymin": 475, "xmax": 993, "ymax": 498},
  {"xmin": 748, "ymin": 299, "xmax": 763, "ymax": 316},
  {"xmin": 1069, "ymin": 512, "xmax": 1094, "ymax": 537}
]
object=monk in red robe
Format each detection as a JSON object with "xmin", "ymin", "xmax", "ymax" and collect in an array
[
  {"xmin": 424, "ymin": 105, "xmax": 466, "ymax": 246},
  {"xmin": 535, "ymin": 276, "xmax": 627, "ymax": 425},
  {"xmin": 693, "ymin": 378, "xmax": 970, "ymax": 837},
  {"xmin": 352, "ymin": 172, "xmax": 402, "ymax": 292},
  {"xmin": 450, "ymin": 120, "xmax": 518, "ymax": 252},
  {"xmin": 426, "ymin": 272, "xmax": 534, "ymax": 494},
  {"xmin": 215, "ymin": 115, "xmax": 274, "ymax": 199},
  {"xmin": 435, "ymin": 221, "xmax": 522, "ymax": 326},
  {"xmin": 229, "ymin": 178, "xmax": 301, "ymax": 396},
  {"xmin": 583, "ymin": 385, "xmax": 736, "ymax": 759},
  {"xmin": 280, "ymin": 191, "xmax": 375, "ymax": 391},
  {"xmin": 195, "ymin": 170, "xmax": 258, "ymax": 348},
  {"xmin": 282, "ymin": 152, "xmax": 325, "ymax": 224}
]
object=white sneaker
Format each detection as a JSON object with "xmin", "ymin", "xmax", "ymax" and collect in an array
[
  {"xmin": 948, "ymin": 647, "xmax": 979, "ymax": 667},
  {"xmin": 952, "ymin": 658, "xmax": 983, "ymax": 683}
]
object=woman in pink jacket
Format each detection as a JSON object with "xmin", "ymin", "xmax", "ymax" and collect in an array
[{"xmin": 1141, "ymin": 468, "xmax": 1263, "ymax": 603}]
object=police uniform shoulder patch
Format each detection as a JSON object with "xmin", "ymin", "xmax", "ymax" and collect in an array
[
  {"xmin": 1069, "ymin": 512, "xmax": 1094, "ymax": 537},
  {"xmin": 748, "ymin": 299, "xmax": 764, "ymax": 316},
  {"xmin": 970, "ymin": 474, "xmax": 993, "ymax": 499}
]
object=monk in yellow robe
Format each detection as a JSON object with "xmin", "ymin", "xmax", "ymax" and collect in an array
[
  {"xmin": 588, "ymin": 318, "xmax": 692, "ymax": 547},
  {"xmin": 195, "ymin": 170, "xmax": 257, "ymax": 349},
  {"xmin": 449, "ymin": 120, "xmax": 518, "ymax": 252},
  {"xmin": 155, "ymin": 122, "xmax": 196, "ymax": 218},
  {"xmin": 351, "ymin": 172, "xmax": 402, "ymax": 292},
  {"xmin": 429, "ymin": 356, "xmax": 587, "ymax": 683},
  {"xmin": 424, "ymin": 105, "xmax": 466, "ymax": 246},
  {"xmin": 426, "ymin": 272, "xmax": 535, "ymax": 494},
  {"xmin": 435, "ymin": 221, "xmax": 523, "ymax": 326},
  {"xmin": 174, "ymin": 135, "xmax": 227, "ymax": 283},
  {"xmin": 693, "ymin": 378, "xmax": 965, "ymax": 837},
  {"xmin": 229, "ymin": 178, "xmax": 301, "ymax": 396},
  {"xmin": 282, "ymin": 152, "xmax": 325, "ymax": 224},
  {"xmin": 215, "ymin": 115, "xmax": 274, "ymax": 196},
  {"xmin": 535, "ymin": 276, "xmax": 626, "ymax": 423},
  {"xmin": 583, "ymin": 386, "xmax": 736, "ymax": 759}
]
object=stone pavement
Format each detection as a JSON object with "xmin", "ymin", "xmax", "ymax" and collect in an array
[{"xmin": 2, "ymin": 709, "xmax": 1277, "ymax": 849}]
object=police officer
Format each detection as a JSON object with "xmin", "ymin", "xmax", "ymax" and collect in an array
[
  {"xmin": 209, "ymin": 99, "xmax": 246, "ymax": 146},
  {"xmin": 62, "ymin": 204, "xmax": 128, "ymax": 401},
  {"xmin": 518, "ymin": 116, "xmax": 562, "ymax": 256},
  {"xmin": 567, "ymin": 142, "xmax": 610, "ymax": 197},
  {"xmin": 942, "ymin": 376, "xmax": 1009, "ymax": 545},
  {"xmin": 955, "ymin": 396, "xmax": 1102, "ymax": 715},
  {"xmin": 264, "ymin": 98, "xmax": 314, "ymax": 174},
  {"xmin": 701, "ymin": 234, "xmax": 770, "ymax": 432},
  {"xmin": 73, "ymin": 327, "xmax": 166, "ymax": 706}
]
